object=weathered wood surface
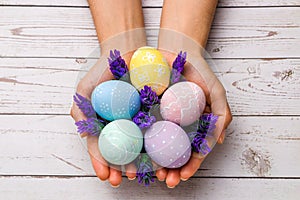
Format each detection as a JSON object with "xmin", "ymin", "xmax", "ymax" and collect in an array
[
  {"xmin": 0, "ymin": 7, "xmax": 299, "ymax": 58},
  {"xmin": 0, "ymin": 115, "xmax": 299, "ymax": 177},
  {"xmin": 0, "ymin": 176, "xmax": 299, "ymax": 200},
  {"xmin": 0, "ymin": 1, "xmax": 299, "ymax": 199},
  {"xmin": 0, "ymin": 0, "xmax": 299, "ymax": 7},
  {"xmin": 1, "ymin": 58, "xmax": 299, "ymax": 115}
]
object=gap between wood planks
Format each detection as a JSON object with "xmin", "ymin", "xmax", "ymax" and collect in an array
[
  {"xmin": 1, "ymin": 175, "xmax": 300, "ymax": 179},
  {"xmin": 1, "ymin": 4, "xmax": 299, "ymax": 8},
  {"xmin": 0, "ymin": 0, "xmax": 299, "ymax": 8}
]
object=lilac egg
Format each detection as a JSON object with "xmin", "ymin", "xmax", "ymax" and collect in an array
[{"xmin": 144, "ymin": 121, "xmax": 191, "ymax": 168}]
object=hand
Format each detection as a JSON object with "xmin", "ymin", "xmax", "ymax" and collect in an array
[
  {"xmin": 70, "ymin": 53, "xmax": 137, "ymax": 187},
  {"xmin": 155, "ymin": 50, "xmax": 232, "ymax": 188}
]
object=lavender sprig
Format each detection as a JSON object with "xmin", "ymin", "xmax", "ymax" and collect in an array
[
  {"xmin": 188, "ymin": 113, "xmax": 218, "ymax": 155},
  {"xmin": 140, "ymin": 86, "xmax": 160, "ymax": 110},
  {"xmin": 73, "ymin": 93, "xmax": 96, "ymax": 118},
  {"xmin": 172, "ymin": 51, "xmax": 186, "ymax": 73},
  {"xmin": 136, "ymin": 154, "xmax": 155, "ymax": 186},
  {"xmin": 108, "ymin": 49, "xmax": 129, "ymax": 79},
  {"xmin": 133, "ymin": 111, "xmax": 156, "ymax": 129},
  {"xmin": 75, "ymin": 118, "xmax": 105, "ymax": 136},
  {"xmin": 170, "ymin": 70, "xmax": 182, "ymax": 84},
  {"xmin": 188, "ymin": 132, "xmax": 211, "ymax": 155},
  {"xmin": 198, "ymin": 113, "xmax": 218, "ymax": 134},
  {"xmin": 171, "ymin": 51, "xmax": 187, "ymax": 84}
]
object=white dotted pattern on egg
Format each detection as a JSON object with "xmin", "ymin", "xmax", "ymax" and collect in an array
[
  {"xmin": 160, "ymin": 81, "xmax": 206, "ymax": 127},
  {"xmin": 91, "ymin": 80, "xmax": 141, "ymax": 121},
  {"xmin": 144, "ymin": 121, "xmax": 191, "ymax": 168}
]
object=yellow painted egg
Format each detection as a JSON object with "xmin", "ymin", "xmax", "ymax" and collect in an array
[{"xmin": 129, "ymin": 46, "xmax": 170, "ymax": 95}]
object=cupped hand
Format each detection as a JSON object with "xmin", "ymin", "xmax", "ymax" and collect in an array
[
  {"xmin": 70, "ymin": 53, "xmax": 137, "ymax": 187},
  {"xmin": 156, "ymin": 50, "xmax": 232, "ymax": 188}
]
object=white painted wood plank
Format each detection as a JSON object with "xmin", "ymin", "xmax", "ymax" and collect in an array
[
  {"xmin": 0, "ymin": 115, "xmax": 299, "ymax": 177},
  {"xmin": 0, "ymin": 0, "xmax": 299, "ymax": 7},
  {"xmin": 1, "ymin": 58, "xmax": 299, "ymax": 115},
  {"xmin": 0, "ymin": 176, "xmax": 299, "ymax": 200},
  {"xmin": 0, "ymin": 7, "xmax": 299, "ymax": 58}
]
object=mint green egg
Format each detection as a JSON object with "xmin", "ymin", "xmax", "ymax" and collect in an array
[{"xmin": 98, "ymin": 119, "xmax": 143, "ymax": 165}]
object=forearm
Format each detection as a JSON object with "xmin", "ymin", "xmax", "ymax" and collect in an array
[
  {"xmin": 160, "ymin": 0, "xmax": 218, "ymax": 48},
  {"xmin": 88, "ymin": 0, "xmax": 145, "ymax": 42}
]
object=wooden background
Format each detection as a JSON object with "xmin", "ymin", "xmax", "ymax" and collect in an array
[{"xmin": 0, "ymin": 0, "xmax": 299, "ymax": 199}]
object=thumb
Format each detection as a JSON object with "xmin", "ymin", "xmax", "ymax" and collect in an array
[{"xmin": 210, "ymin": 81, "xmax": 232, "ymax": 144}]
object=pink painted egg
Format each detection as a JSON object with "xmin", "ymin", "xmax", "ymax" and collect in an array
[
  {"xmin": 160, "ymin": 81, "xmax": 206, "ymax": 127},
  {"xmin": 144, "ymin": 121, "xmax": 191, "ymax": 168}
]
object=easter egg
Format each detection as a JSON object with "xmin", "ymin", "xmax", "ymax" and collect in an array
[
  {"xmin": 160, "ymin": 81, "xmax": 206, "ymax": 127},
  {"xmin": 144, "ymin": 121, "xmax": 191, "ymax": 168},
  {"xmin": 98, "ymin": 119, "xmax": 143, "ymax": 165},
  {"xmin": 129, "ymin": 46, "xmax": 170, "ymax": 95},
  {"xmin": 91, "ymin": 80, "xmax": 141, "ymax": 121}
]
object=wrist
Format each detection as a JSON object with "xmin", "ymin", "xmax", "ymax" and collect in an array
[
  {"xmin": 100, "ymin": 28, "xmax": 147, "ymax": 57},
  {"xmin": 158, "ymin": 28, "xmax": 205, "ymax": 59}
]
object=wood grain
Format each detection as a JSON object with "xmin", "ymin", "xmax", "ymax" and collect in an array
[
  {"xmin": 1, "ymin": 58, "xmax": 299, "ymax": 115},
  {"xmin": 0, "ymin": 115, "xmax": 299, "ymax": 177},
  {"xmin": 1, "ymin": 7, "xmax": 299, "ymax": 58},
  {"xmin": 0, "ymin": 176, "xmax": 299, "ymax": 200},
  {"xmin": 0, "ymin": 0, "xmax": 299, "ymax": 7},
  {"xmin": 0, "ymin": 1, "xmax": 298, "ymax": 199}
]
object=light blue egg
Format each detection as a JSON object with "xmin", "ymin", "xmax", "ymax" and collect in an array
[
  {"xmin": 99, "ymin": 119, "xmax": 143, "ymax": 165},
  {"xmin": 91, "ymin": 80, "xmax": 141, "ymax": 121}
]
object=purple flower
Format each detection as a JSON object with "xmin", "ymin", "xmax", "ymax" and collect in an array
[
  {"xmin": 188, "ymin": 113, "xmax": 218, "ymax": 155},
  {"xmin": 188, "ymin": 132, "xmax": 211, "ymax": 155},
  {"xmin": 198, "ymin": 113, "xmax": 218, "ymax": 134},
  {"xmin": 140, "ymin": 86, "xmax": 160, "ymax": 110},
  {"xmin": 108, "ymin": 49, "xmax": 128, "ymax": 79},
  {"xmin": 73, "ymin": 93, "xmax": 96, "ymax": 118},
  {"xmin": 170, "ymin": 69, "xmax": 182, "ymax": 84},
  {"xmin": 172, "ymin": 51, "xmax": 186, "ymax": 73},
  {"xmin": 171, "ymin": 51, "xmax": 187, "ymax": 84},
  {"xmin": 133, "ymin": 111, "xmax": 156, "ymax": 129},
  {"xmin": 136, "ymin": 154, "xmax": 155, "ymax": 186},
  {"xmin": 75, "ymin": 118, "xmax": 104, "ymax": 136}
]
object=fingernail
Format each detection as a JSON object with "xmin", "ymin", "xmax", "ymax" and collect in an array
[
  {"xmin": 157, "ymin": 178, "xmax": 165, "ymax": 182},
  {"xmin": 180, "ymin": 178, "xmax": 188, "ymax": 181},
  {"xmin": 128, "ymin": 177, "xmax": 136, "ymax": 181},
  {"xmin": 110, "ymin": 184, "xmax": 120, "ymax": 188},
  {"xmin": 167, "ymin": 185, "xmax": 176, "ymax": 189}
]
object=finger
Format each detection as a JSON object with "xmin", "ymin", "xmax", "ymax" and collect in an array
[
  {"xmin": 125, "ymin": 163, "xmax": 137, "ymax": 180},
  {"xmin": 223, "ymin": 102, "xmax": 233, "ymax": 131},
  {"xmin": 210, "ymin": 85, "xmax": 232, "ymax": 142},
  {"xmin": 152, "ymin": 161, "xmax": 168, "ymax": 181},
  {"xmin": 156, "ymin": 167, "xmax": 168, "ymax": 182},
  {"xmin": 180, "ymin": 152, "xmax": 204, "ymax": 181},
  {"xmin": 70, "ymin": 102, "xmax": 89, "ymax": 137},
  {"xmin": 109, "ymin": 165, "xmax": 123, "ymax": 188},
  {"xmin": 87, "ymin": 135, "xmax": 110, "ymax": 181},
  {"xmin": 165, "ymin": 169, "xmax": 181, "ymax": 188},
  {"xmin": 217, "ymin": 130, "xmax": 225, "ymax": 144},
  {"xmin": 204, "ymin": 105, "xmax": 212, "ymax": 113},
  {"xmin": 217, "ymin": 103, "xmax": 232, "ymax": 144},
  {"xmin": 77, "ymin": 59, "xmax": 113, "ymax": 96}
]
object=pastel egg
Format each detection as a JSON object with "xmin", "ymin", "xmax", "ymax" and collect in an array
[
  {"xmin": 144, "ymin": 121, "xmax": 191, "ymax": 168},
  {"xmin": 129, "ymin": 46, "xmax": 170, "ymax": 95},
  {"xmin": 160, "ymin": 81, "xmax": 206, "ymax": 127},
  {"xmin": 98, "ymin": 119, "xmax": 143, "ymax": 165},
  {"xmin": 91, "ymin": 80, "xmax": 141, "ymax": 121}
]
